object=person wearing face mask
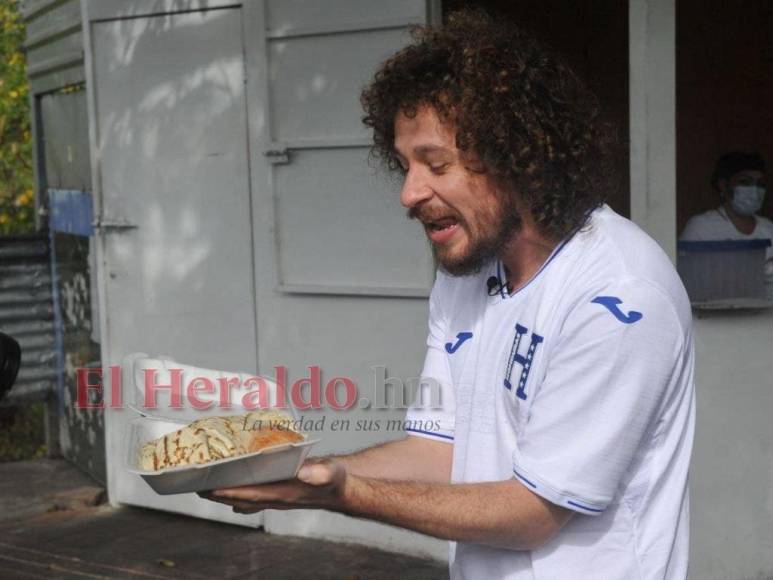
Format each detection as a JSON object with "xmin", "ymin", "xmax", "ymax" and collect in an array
[{"xmin": 680, "ymin": 151, "xmax": 773, "ymax": 298}]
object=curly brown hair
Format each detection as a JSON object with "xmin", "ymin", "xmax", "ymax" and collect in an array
[{"xmin": 360, "ymin": 9, "xmax": 615, "ymax": 241}]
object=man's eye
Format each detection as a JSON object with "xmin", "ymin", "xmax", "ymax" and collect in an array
[{"xmin": 430, "ymin": 163, "xmax": 449, "ymax": 174}]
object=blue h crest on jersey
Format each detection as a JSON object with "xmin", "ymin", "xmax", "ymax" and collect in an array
[{"xmin": 503, "ymin": 323, "xmax": 544, "ymax": 400}]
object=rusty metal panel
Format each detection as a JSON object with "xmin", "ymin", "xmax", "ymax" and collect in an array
[
  {"xmin": 50, "ymin": 230, "xmax": 104, "ymax": 482},
  {"xmin": 0, "ymin": 235, "xmax": 56, "ymax": 401},
  {"xmin": 44, "ymin": 188, "xmax": 104, "ymax": 481}
]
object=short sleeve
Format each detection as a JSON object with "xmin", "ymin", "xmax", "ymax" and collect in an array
[
  {"xmin": 758, "ymin": 218, "xmax": 773, "ymax": 261},
  {"xmin": 512, "ymin": 279, "xmax": 687, "ymax": 515},
  {"xmin": 679, "ymin": 209, "xmax": 743, "ymax": 241},
  {"xmin": 679, "ymin": 215, "xmax": 698, "ymax": 241},
  {"xmin": 404, "ymin": 274, "xmax": 455, "ymax": 443},
  {"xmin": 679, "ymin": 213, "xmax": 714, "ymax": 241}
]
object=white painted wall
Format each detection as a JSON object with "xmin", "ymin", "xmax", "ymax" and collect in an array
[{"xmin": 690, "ymin": 309, "xmax": 773, "ymax": 579}]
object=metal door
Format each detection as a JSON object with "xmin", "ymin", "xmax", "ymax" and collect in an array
[{"xmin": 94, "ymin": 7, "xmax": 261, "ymax": 524}]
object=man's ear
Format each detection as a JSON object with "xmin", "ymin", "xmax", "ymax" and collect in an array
[
  {"xmin": 717, "ymin": 178, "xmax": 730, "ymax": 201},
  {"xmin": 460, "ymin": 149, "xmax": 487, "ymax": 174}
]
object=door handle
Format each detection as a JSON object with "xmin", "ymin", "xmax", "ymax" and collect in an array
[
  {"xmin": 93, "ymin": 217, "xmax": 138, "ymax": 232},
  {"xmin": 264, "ymin": 148, "xmax": 290, "ymax": 165}
]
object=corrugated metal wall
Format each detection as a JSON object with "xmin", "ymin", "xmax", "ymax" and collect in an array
[{"xmin": 0, "ymin": 235, "xmax": 56, "ymax": 402}]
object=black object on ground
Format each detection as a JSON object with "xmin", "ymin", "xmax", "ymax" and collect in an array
[{"xmin": 0, "ymin": 332, "xmax": 21, "ymax": 402}]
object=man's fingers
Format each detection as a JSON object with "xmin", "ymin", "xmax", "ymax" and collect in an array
[
  {"xmin": 196, "ymin": 492, "xmax": 260, "ymax": 512},
  {"xmin": 197, "ymin": 490, "xmax": 231, "ymax": 505},
  {"xmin": 212, "ymin": 486, "xmax": 276, "ymax": 501},
  {"xmin": 212, "ymin": 481, "xmax": 303, "ymax": 502},
  {"xmin": 228, "ymin": 499, "xmax": 263, "ymax": 511},
  {"xmin": 231, "ymin": 501, "xmax": 264, "ymax": 513},
  {"xmin": 199, "ymin": 461, "xmax": 344, "ymax": 512},
  {"xmin": 234, "ymin": 502, "xmax": 289, "ymax": 514}
]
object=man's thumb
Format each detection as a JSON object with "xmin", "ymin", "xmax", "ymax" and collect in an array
[{"xmin": 297, "ymin": 463, "xmax": 333, "ymax": 486}]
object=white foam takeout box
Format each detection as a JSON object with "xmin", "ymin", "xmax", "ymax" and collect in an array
[{"xmin": 122, "ymin": 353, "xmax": 319, "ymax": 495}]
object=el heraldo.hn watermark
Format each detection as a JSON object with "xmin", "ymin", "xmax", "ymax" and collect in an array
[{"xmin": 75, "ymin": 365, "xmax": 443, "ymax": 412}]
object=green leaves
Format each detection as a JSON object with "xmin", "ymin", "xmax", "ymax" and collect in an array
[{"xmin": 0, "ymin": 0, "xmax": 34, "ymax": 234}]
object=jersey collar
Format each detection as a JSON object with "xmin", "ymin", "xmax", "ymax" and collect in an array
[{"xmin": 489, "ymin": 234, "xmax": 574, "ymax": 302}]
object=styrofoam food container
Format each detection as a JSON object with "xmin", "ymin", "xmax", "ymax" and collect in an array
[{"xmin": 122, "ymin": 353, "xmax": 319, "ymax": 495}]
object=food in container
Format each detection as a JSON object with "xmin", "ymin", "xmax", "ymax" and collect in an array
[
  {"xmin": 139, "ymin": 410, "xmax": 304, "ymax": 471},
  {"xmin": 122, "ymin": 353, "xmax": 319, "ymax": 495}
]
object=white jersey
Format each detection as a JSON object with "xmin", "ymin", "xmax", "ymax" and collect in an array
[
  {"xmin": 680, "ymin": 206, "xmax": 773, "ymax": 298},
  {"xmin": 406, "ymin": 205, "xmax": 696, "ymax": 580}
]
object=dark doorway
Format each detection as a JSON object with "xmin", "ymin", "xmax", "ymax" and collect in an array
[{"xmin": 676, "ymin": 0, "xmax": 773, "ymax": 234}]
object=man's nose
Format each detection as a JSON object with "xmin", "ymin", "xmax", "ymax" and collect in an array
[{"xmin": 400, "ymin": 169, "xmax": 433, "ymax": 209}]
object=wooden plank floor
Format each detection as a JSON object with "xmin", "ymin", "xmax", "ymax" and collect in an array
[{"xmin": 0, "ymin": 460, "xmax": 446, "ymax": 579}]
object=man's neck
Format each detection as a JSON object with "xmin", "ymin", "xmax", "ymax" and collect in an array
[
  {"xmin": 721, "ymin": 202, "xmax": 756, "ymax": 235},
  {"xmin": 499, "ymin": 214, "xmax": 560, "ymax": 293}
]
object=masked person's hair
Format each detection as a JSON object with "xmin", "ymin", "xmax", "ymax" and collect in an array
[
  {"xmin": 711, "ymin": 151, "xmax": 765, "ymax": 191},
  {"xmin": 361, "ymin": 9, "xmax": 617, "ymax": 241}
]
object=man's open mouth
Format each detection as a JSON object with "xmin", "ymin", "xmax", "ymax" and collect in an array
[
  {"xmin": 422, "ymin": 216, "xmax": 461, "ymax": 244},
  {"xmin": 425, "ymin": 216, "xmax": 459, "ymax": 232}
]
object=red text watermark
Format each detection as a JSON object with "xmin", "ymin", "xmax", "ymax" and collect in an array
[{"xmin": 75, "ymin": 365, "xmax": 442, "ymax": 411}]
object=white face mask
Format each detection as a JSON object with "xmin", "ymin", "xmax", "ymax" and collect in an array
[{"xmin": 730, "ymin": 185, "xmax": 766, "ymax": 216}]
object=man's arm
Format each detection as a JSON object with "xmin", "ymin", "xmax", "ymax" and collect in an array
[
  {"xmin": 344, "ymin": 466, "xmax": 571, "ymax": 550},
  {"xmin": 331, "ymin": 435, "xmax": 453, "ymax": 482},
  {"xmin": 203, "ymin": 436, "xmax": 572, "ymax": 551}
]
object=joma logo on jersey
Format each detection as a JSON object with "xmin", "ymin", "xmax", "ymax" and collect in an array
[
  {"xmin": 445, "ymin": 332, "xmax": 473, "ymax": 354},
  {"xmin": 503, "ymin": 323, "xmax": 544, "ymax": 400}
]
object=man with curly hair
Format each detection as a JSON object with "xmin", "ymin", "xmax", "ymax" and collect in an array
[{"xmin": 205, "ymin": 11, "xmax": 695, "ymax": 579}]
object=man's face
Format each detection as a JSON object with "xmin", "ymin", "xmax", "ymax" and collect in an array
[{"xmin": 394, "ymin": 106, "xmax": 521, "ymax": 276}]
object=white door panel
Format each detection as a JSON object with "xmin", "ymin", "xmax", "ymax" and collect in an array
[
  {"xmin": 274, "ymin": 148, "xmax": 433, "ymax": 293},
  {"xmin": 262, "ymin": 1, "xmax": 435, "ymax": 297},
  {"xmin": 95, "ymin": 7, "xmax": 260, "ymax": 524},
  {"xmin": 269, "ymin": 28, "xmax": 414, "ymax": 143}
]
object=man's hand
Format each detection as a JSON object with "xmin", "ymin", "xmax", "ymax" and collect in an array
[{"xmin": 198, "ymin": 459, "xmax": 347, "ymax": 514}]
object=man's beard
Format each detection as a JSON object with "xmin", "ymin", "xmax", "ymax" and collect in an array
[
  {"xmin": 407, "ymin": 191, "xmax": 523, "ymax": 277},
  {"xmin": 435, "ymin": 209, "xmax": 521, "ymax": 276}
]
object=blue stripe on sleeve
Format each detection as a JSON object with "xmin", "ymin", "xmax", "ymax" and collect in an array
[
  {"xmin": 405, "ymin": 427, "xmax": 454, "ymax": 441},
  {"xmin": 514, "ymin": 468, "xmax": 605, "ymax": 513},
  {"xmin": 567, "ymin": 500, "xmax": 604, "ymax": 513},
  {"xmin": 513, "ymin": 469, "xmax": 537, "ymax": 488}
]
